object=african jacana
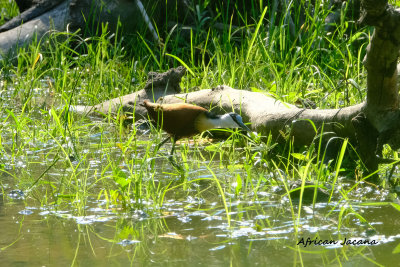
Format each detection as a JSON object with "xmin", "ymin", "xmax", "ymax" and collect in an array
[{"xmin": 142, "ymin": 100, "xmax": 251, "ymax": 156}]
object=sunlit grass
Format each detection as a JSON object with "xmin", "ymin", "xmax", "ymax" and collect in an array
[{"xmin": 0, "ymin": 0, "xmax": 398, "ymax": 266}]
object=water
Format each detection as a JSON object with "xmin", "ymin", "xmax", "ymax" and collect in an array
[
  {"xmin": 2, "ymin": 192, "xmax": 400, "ymax": 266},
  {"xmin": 1, "ymin": 111, "xmax": 400, "ymax": 266}
]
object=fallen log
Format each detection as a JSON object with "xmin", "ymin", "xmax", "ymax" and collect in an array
[{"xmin": 71, "ymin": 66, "xmax": 361, "ymax": 147}]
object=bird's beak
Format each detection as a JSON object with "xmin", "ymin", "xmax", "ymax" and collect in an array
[{"xmin": 237, "ymin": 121, "xmax": 251, "ymax": 132}]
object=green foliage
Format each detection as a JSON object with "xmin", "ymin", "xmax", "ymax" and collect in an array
[
  {"xmin": 0, "ymin": 0, "xmax": 18, "ymax": 25},
  {"xmin": 0, "ymin": 1, "xmax": 399, "ymax": 265}
]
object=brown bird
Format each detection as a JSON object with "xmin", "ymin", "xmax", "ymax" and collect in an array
[{"xmin": 142, "ymin": 100, "xmax": 251, "ymax": 156}]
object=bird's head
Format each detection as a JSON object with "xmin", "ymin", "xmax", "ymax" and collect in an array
[{"xmin": 227, "ymin": 113, "xmax": 251, "ymax": 131}]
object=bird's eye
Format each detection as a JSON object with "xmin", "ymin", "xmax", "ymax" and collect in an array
[{"xmin": 233, "ymin": 117, "xmax": 240, "ymax": 124}]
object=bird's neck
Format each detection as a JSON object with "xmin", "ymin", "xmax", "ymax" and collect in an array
[{"xmin": 196, "ymin": 113, "xmax": 236, "ymax": 132}]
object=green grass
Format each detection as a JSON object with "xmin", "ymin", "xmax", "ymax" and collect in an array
[
  {"xmin": 0, "ymin": 0, "xmax": 18, "ymax": 25},
  {"xmin": 0, "ymin": 0, "xmax": 399, "ymax": 266}
]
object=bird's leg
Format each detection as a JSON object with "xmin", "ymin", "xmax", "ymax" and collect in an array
[
  {"xmin": 168, "ymin": 136, "xmax": 183, "ymax": 172},
  {"xmin": 169, "ymin": 136, "xmax": 176, "ymax": 156},
  {"xmin": 154, "ymin": 136, "xmax": 171, "ymax": 153},
  {"xmin": 148, "ymin": 136, "xmax": 171, "ymax": 170}
]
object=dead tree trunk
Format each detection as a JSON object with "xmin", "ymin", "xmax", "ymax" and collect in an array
[
  {"xmin": 0, "ymin": 0, "xmax": 161, "ymax": 58},
  {"xmin": 351, "ymin": 0, "xmax": 400, "ymax": 181}
]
